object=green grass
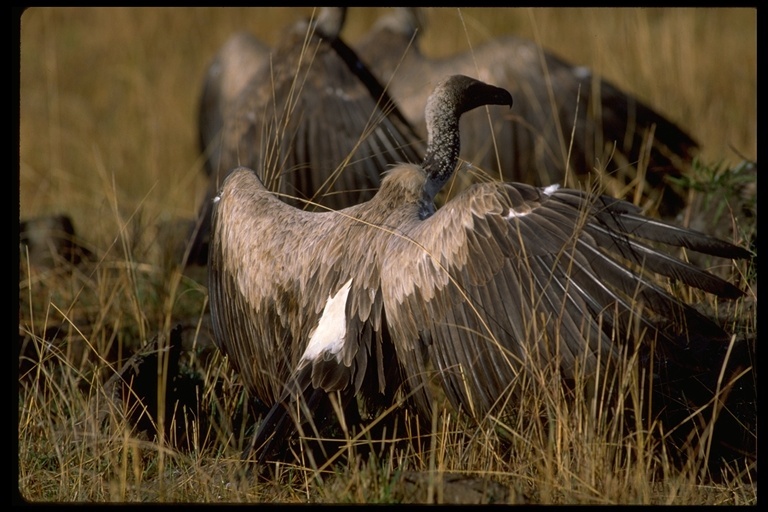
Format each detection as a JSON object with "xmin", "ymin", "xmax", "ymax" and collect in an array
[{"xmin": 18, "ymin": 7, "xmax": 756, "ymax": 504}]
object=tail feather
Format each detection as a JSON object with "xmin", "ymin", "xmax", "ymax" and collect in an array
[
  {"xmin": 248, "ymin": 380, "xmax": 331, "ymax": 469},
  {"xmin": 247, "ymin": 363, "xmax": 361, "ymax": 474},
  {"xmin": 246, "ymin": 364, "xmax": 315, "ymax": 466}
]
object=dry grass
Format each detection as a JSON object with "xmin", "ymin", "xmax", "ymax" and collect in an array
[{"xmin": 17, "ymin": 7, "xmax": 756, "ymax": 504}]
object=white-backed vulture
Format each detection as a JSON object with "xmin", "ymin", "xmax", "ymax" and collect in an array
[
  {"xmin": 208, "ymin": 74, "xmax": 749, "ymax": 470},
  {"xmin": 190, "ymin": 7, "xmax": 425, "ymax": 265},
  {"xmin": 354, "ymin": 8, "xmax": 699, "ymax": 217}
]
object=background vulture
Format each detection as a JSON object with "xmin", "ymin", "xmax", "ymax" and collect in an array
[
  {"xmin": 354, "ymin": 7, "xmax": 699, "ymax": 217},
  {"xmin": 190, "ymin": 7, "xmax": 425, "ymax": 265}
]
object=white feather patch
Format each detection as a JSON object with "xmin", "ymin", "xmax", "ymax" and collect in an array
[
  {"xmin": 301, "ymin": 278, "xmax": 353, "ymax": 364},
  {"xmin": 505, "ymin": 208, "xmax": 530, "ymax": 219},
  {"xmin": 543, "ymin": 184, "xmax": 560, "ymax": 196},
  {"xmin": 506, "ymin": 184, "xmax": 560, "ymax": 219}
]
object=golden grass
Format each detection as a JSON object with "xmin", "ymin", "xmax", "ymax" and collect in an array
[{"xmin": 18, "ymin": 7, "xmax": 756, "ymax": 504}]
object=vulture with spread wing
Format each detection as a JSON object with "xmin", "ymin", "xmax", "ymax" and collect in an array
[
  {"xmin": 355, "ymin": 8, "xmax": 698, "ymax": 216},
  {"xmin": 208, "ymin": 74, "xmax": 748, "ymax": 470}
]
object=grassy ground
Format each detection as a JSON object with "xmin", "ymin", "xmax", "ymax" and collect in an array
[{"xmin": 17, "ymin": 7, "xmax": 756, "ymax": 504}]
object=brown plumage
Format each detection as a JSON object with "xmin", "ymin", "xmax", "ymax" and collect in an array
[
  {"xmin": 208, "ymin": 74, "xmax": 748, "ymax": 470},
  {"xmin": 355, "ymin": 8, "xmax": 699, "ymax": 217},
  {"xmin": 190, "ymin": 7, "xmax": 424, "ymax": 265}
]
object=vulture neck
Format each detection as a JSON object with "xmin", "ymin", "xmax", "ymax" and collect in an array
[
  {"xmin": 419, "ymin": 105, "xmax": 460, "ymax": 219},
  {"xmin": 413, "ymin": 74, "xmax": 513, "ymax": 219}
]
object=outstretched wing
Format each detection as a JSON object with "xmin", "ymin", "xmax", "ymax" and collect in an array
[
  {"xmin": 209, "ymin": 167, "xmax": 400, "ymax": 458},
  {"xmin": 208, "ymin": 167, "xmax": 367, "ymax": 405},
  {"xmin": 208, "ymin": 167, "xmax": 328, "ymax": 406},
  {"xmin": 381, "ymin": 180, "xmax": 745, "ymax": 419}
]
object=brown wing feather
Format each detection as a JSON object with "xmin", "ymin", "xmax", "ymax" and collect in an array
[{"xmin": 381, "ymin": 180, "xmax": 741, "ymax": 419}]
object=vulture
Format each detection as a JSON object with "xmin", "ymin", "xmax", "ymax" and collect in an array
[
  {"xmin": 208, "ymin": 75, "xmax": 749, "ymax": 470},
  {"xmin": 189, "ymin": 7, "xmax": 424, "ymax": 265},
  {"xmin": 354, "ymin": 7, "xmax": 699, "ymax": 217}
]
